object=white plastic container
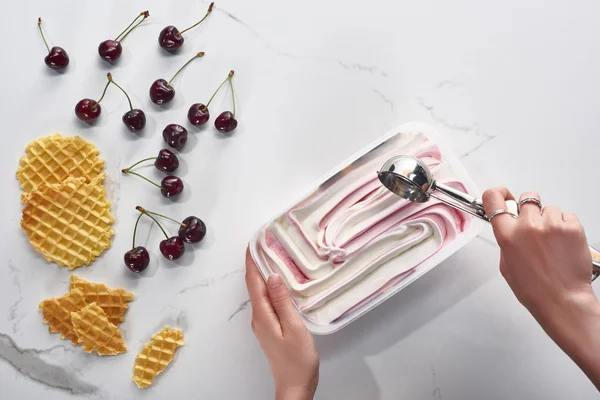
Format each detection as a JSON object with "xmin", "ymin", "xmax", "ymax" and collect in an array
[{"xmin": 249, "ymin": 122, "xmax": 484, "ymax": 334}]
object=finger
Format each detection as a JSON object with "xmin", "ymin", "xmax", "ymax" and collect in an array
[
  {"xmin": 518, "ymin": 192, "xmax": 542, "ymax": 221},
  {"xmin": 562, "ymin": 211, "xmax": 579, "ymax": 223},
  {"xmin": 266, "ymin": 273, "xmax": 301, "ymax": 336},
  {"xmin": 542, "ymin": 205, "xmax": 563, "ymax": 225},
  {"xmin": 482, "ymin": 187, "xmax": 517, "ymax": 241},
  {"xmin": 245, "ymin": 248, "xmax": 281, "ymax": 335}
]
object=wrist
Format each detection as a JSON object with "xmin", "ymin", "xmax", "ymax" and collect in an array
[
  {"xmin": 537, "ymin": 290, "xmax": 600, "ymax": 384},
  {"xmin": 275, "ymin": 386, "xmax": 315, "ymax": 400}
]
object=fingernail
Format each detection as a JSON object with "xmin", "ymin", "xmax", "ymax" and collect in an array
[{"xmin": 268, "ymin": 273, "xmax": 283, "ymax": 289}]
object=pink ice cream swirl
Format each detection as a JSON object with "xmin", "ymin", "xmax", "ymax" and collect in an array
[{"xmin": 255, "ymin": 132, "xmax": 471, "ymax": 325}]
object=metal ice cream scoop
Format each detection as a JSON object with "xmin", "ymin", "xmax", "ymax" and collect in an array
[{"xmin": 378, "ymin": 155, "xmax": 600, "ymax": 279}]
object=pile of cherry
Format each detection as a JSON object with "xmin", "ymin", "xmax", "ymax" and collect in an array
[
  {"xmin": 38, "ymin": 3, "xmax": 238, "ymax": 135},
  {"xmin": 36, "ymin": 5, "xmax": 225, "ymax": 272},
  {"xmin": 125, "ymin": 206, "xmax": 207, "ymax": 272}
]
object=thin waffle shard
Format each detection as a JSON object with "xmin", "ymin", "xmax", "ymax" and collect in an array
[
  {"xmin": 39, "ymin": 288, "xmax": 88, "ymax": 344},
  {"xmin": 16, "ymin": 133, "xmax": 104, "ymax": 197},
  {"xmin": 132, "ymin": 327, "xmax": 184, "ymax": 389},
  {"xmin": 21, "ymin": 174, "xmax": 114, "ymax": 269},
  {"xmin": 70, "ymin": 275, "xmax": 134, "ymax": 325},
  {"xmin": 71, "ymin": 302, "xmax": 127, "ymax": 356}
]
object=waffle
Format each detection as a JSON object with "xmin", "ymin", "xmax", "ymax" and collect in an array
[
  {"xmin": 16, "ymin": 133, "xmax": 104, "ymax": 199},
  {"xmin": 39, "ymin": 288, "xmax": 88, "ymax": 344},
  {"xmin": 70, "ymin": 275, "xmax": 134, "ymax": 325},
  {"xmin": 21, "ymin": 174, "xmax": 114, "ymax": 270},
  {"xmin": 71, "ymin": 302, "xmax": 127, "ymax": 356},
  {"xmin": 132, "ymin": 327, "xmax": 184, "ymax": 389}
]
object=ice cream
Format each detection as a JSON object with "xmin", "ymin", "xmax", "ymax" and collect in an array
[{"xmin": 252, "ymin": 131, "xmax": 472, "ymax": 327}]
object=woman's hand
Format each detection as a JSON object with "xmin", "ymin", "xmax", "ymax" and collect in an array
[
  {"xmin": 245, "ymin": 248, "xmax": 320, "ymax": 400},
  {"xmin": 482, "ymin": 188, "xmax": 600, "ymax": 389}
]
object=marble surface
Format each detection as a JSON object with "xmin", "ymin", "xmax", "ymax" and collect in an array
[{"xmin": 1, "ymin": 0, "xmax": 599, "ymax": 399}]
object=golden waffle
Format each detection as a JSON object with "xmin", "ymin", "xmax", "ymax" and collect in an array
[
  {"xmin": 70, "ymin": 275, "xmax": 134, "ymax": 325},
  {"xmin": 16, "ymin": 133, "xmax": 104, "ymax": 198},
  {"xmin": 39, "ymin": 288, "xmax": 88, "ymax": 344},
  {"xmin": 132, "ymin": 327, "xmax": 184, "ymax": 389},
  {"xmin": 21, "ymin": 174, "xmax": 114, "ymax": 270},
  {"xmin": 71, "ymin": 302, "xmax": 127, "ymax": 356}
]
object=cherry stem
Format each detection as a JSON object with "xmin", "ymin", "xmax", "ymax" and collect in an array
[
  {"xmin": 136, "ymin": 207, "xmax": 169, "ymax": 239},
  {"xmin": 91, "ymin": 77, "xmax": 112, "ymax": 111},
  {"xmin": 132, "ymin": 212, "xmax": 143, "ymax": 249},
  {"xmin": 136, "ymin": 207, "xmax": 186, "ymax": 227},
  {"xmin": 115, "ymin": 11, "xmax": 149, "ymax": 42},
  {"xmin": 205, "ymin": 70, "xmax": 235, "ymax": 109},
  {"xmin": 229, "ymin": 72, "xmax": 236, "ymax": 116},
  {"xmin": 122, "ymin": 170, "xmax": 162, "ymax": 190},
  {"xmin": 123, "ymin": 157, "xmax": 157, "ymax": 172},
  {"xmin": 169, "ymin": 52, "xmax": 205, "ymax": 85},
  {"xmin": 107, "ymin": 73, "xmax": 133, "ymax": 111},
  {"xmin": 177, "ymin": 2, "xmax": 214, "ymax": 37},
  {"xmin": 37, "ymin": 18, "xmax": 50, "ymax": 52}
]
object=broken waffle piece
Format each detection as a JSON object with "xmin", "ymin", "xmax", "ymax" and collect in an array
[
  {"xmin": 71, "ymin": 302, "xmax": 127, "ymax": 356},
  {"xmin": 70, "ymin": 275, "xmax": 134, "ymax": 325},
  {"xmin": 39, "ymin": 288, "xmax": 88, "ymax": 344},
  {"xmin": 132, "ymin": 327, "xmax": 184, "ymax": 389},
  {"xmin": 16, "ymin": 133, "xmax": 104, "ymax": 196},
  {"xmin": 21, "ymin": 174, "xmax": 114, "ymax": 270}
]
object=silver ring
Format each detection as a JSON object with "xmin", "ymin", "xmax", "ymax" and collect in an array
[
  {"xmin": 519, "ymin": 197, "xmax": 542, "ymax": 210},
  {"xmin": 488, "ymin": 209, "xmax": 511, "ymax": 221}
]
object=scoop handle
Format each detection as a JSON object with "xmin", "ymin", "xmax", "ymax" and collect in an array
[{"xmin": 434, "ymin": 182, "xmax": 488, "ymax": 221}]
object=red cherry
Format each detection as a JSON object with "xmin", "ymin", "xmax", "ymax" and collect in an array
[
  {"xmin": 158, "ymin": 3, "xmax": 214, "ymax": 52},
  {"xmin": 75, "ymin": 99, "xmax": 101, "ymax": 121},
  {"xmin": 215, "ymin": 111, "xmax": 238, "ymax": 133},
  {"xmin": 158, "ymin": 26, "xmax": 184, "ymax": 50},
  {"xmin": 98, "ymin": 40, "xmax": 122, "ymax": 62},
  {"xmin": 37, "ymin": 18, "xmax": 69, "ymax": 71},
  {"xmin": 159, "ymin": 237, "xmax": 185, "ymax": 260},
  {"xmin": 75, "ymin": 74, "xmax": 112, "ymax": 122},
  {"xmin": 98, "ymin": 11, "xmax": 149, "ymax": 63},
  {"xmin": 187, "ymin": 103, "xmax": 209, "ymax": 126},
  {"xmin": 149, "ymin": 52, "xmax": 205, "ymax": 105}
]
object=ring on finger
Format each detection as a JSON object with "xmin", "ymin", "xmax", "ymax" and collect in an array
[
  {"xmin": 519, "ymin": 197, "xmax": 542, "ymax": 210},
  {"xmin": 488, "ymin": 209, "xmax": 515, "ymax": 222}
]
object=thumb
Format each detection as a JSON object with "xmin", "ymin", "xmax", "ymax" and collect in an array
[{"xmin": 266, "ymin": 273, "xmax": 299, "ymax": 332}]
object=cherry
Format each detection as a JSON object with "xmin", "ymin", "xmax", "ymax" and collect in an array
[
  {"xmin": 98, "ymin": 40, "xmax": 122, "ymax": 63},
  {"xmin": 122, "ymin": 167, "xmax": 184, "ymax": 198},
  {"xmin": 159, "ymin": 237, "xmax": 186, "ymax": 260},
  {"xmin": 123, "ymin": 150, "xmax": 179, "ymax": 177},
  {"xmin": 135, "ymin": 207, "xmax": 187, "ymax": 261},
  {"xmin": 37, "ymin": 18, "xmax": 69, "ymax": 71},
  {"xmin": 179, "ymin": 216, "xmax": 206, "ymax": 243},
  {"xmin": 124, "ymin": 247, "xmax": 150, "ymax": 273},
  {"xmin": 149, "ymin": 52, "xmax": 205, "ymax": 104},
  {"xmin": 124, "ymin": 212, "xmax": 150, "ymax": 273},
  {"xmin": 75, "ymin": 99, "xmax": 101, "ymax": 121},
  {"xmin": 75, "ymin": 75, "xmax": 111, "ymax": 122},
  {"xmin": 187, "ymin": 70, "xmax": 237, "ymax": 130},
  {"xmin": 161, "ymin": 176, "xmax": 184, "ymax": 198},
  {"xmin": 215, "ymin": 70, "xmax": 238, "ymax": 133},
  {"xmin": 155, "ymin": 149, "xmax": 179, "ymax": 172},
  {"xmin": 99, "ymin": 11, "xmax": 149, "ymax": 63},
  {"xmin": 123, "ymin": 109, "xmax": 146, "ymax": 132},
  {"xmin": 106, "ymin": 73, "xmax": 146, "ymax": 132},
  {"xmin": 158, "ymin": 2, "xmax": 214, "ymax": 52},
  {"xmin": 215, "ymin": 111, "xmax": 238, "ymax": 133},
  {"xmin": 163, "ymin": 124, "xmax": 188, "ymax": 149},
  {"xmin": 158, "ymin": 26, "xmax": 184, "ymax": 51},
  {"xmin": 134, "ymin": 207, "xmax": 205, "ymax": 245},
  {"xmin": 187, "ymin": 103, "xmax": 209, "ymax": 126}
]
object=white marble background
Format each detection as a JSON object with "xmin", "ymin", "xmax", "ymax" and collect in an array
[{"xmin": 1, "ymin": 0, "xmax": 599, "ymax": 399}]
